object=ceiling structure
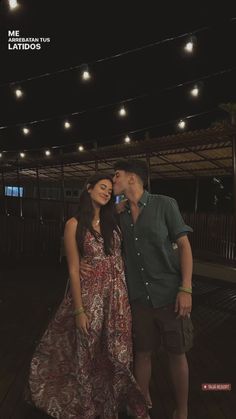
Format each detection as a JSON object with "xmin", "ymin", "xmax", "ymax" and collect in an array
[{"xmin": 2, "ymin": 124, "xmax": 234, "ymax": 186}]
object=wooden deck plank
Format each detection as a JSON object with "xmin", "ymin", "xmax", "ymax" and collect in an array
[{"xmin": 0, "ymin": 266, "xmax": 236, "ymax": 419}]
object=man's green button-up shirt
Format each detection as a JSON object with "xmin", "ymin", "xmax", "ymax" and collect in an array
[{"xmin": 119, "ymin": 190, "xmax": 193, "ymax": 308}]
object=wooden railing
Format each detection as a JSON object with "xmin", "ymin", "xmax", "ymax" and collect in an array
[
  {"xmin": 0, "ymin": 215, "xmax": 62, "ymax": 262},
  {"xmin": 183, "ymin": 212, "xmax": 236, "ymax": 265},
  {"xmin": 0, "ymin": 211, "xmax": 235, "ymax": 265}
]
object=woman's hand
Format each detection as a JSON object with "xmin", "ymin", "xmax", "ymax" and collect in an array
[{"xmin": 75, "ymin": 312, "xmax": 90, "ymax": 335}]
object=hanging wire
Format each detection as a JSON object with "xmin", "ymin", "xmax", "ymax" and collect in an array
[
  {"xmin": 0, "ymin": 107, "xmax": 223, "ymax": 157},
  {"xmin": 0, "ymin": 66, "xmax": 235, "ymax": 132},
  {"xmin": 1, "ymin": 17, "xmax": 235, "ymax": 89},
  {"xmin": 0, "ymin": 17, "xmax": 235, "ymax": 158}
]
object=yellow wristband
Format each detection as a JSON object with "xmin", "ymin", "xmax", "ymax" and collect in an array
[
  {"xmin": 178, "ymin": 286, "xmax": 192, "ymax": 294},
  {"xmin": 73, "ymin": 307, "xmax": 85, "ymax": 316}
]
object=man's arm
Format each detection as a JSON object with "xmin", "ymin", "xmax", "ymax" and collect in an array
[
  {"xmin": 177, "ymin": 235, "xmax": 193, "ymax": 289},
  {"xmin": 175, "ymin": 235, "xmax": 193, "ymax": 317}
]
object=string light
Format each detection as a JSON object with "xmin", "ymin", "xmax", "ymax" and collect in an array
[
  {"xmin": 124, "ymin": 135, "xmax": 131, "ymax": 143},
  {"xmin": 81, "ymin": 64, "xmax": 91, "ymax": 81},
  {"xmin": 0, "ymin": 18, "xmax": 234, "ymax": 93},
  {"xmin": 184, "ymin": 36, "xmax": 197, "ymax": 53},
  {"xmin": 0, "ymin": 152, "xmax": 2, "ymax": 158},
  {"xmin": 2, "ymin": 22, "xmax": 222, "ymax": 89},
  {"xmin": 22, "ymin": 127, "xmax": 30, "ymax": 135},
  {"xmin": 190, "ymin": 85, "xmax": 200, "ymax": 97},
  {"xmin": 9, "ymin": 0, "xmax": 19, "ymax": 10},
  {"xmin": 20, "ymin": 152, "xmax": 25, "ymax": 158},
  {"xmin": 118, "ymin": 105, "xmax": 127, "ymax": 117},
  {"xmin": 0, "ymin": 109, "xmax": 220, "ymax": 163},
  {"xmin": 177, "ymin": 119, "xmax": 186, "ymax": 129},
  {"xmin": 15, "ymin": 88, "xmax": 23, "ymax": 98},
  {"xmin": 45, "ymin": 149, "xmax": 51, "ymax": 156},
  {"xmin": 64, "ymin": 121, "xmax": 71, "ymax": 129},
  {"xmin": 0, "ymin": 67, "xmax": 232, "ymax": 134},
  {"xmin": 0, "ymin": 17, "xmax": 233, "ymax": 160}
]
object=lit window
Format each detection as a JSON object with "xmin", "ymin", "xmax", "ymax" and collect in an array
[{"xmin": 5, "ymin": 186, "xmax": 23, "ymax": 197}]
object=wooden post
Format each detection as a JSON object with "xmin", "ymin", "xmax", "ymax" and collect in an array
[
  {"xmin": 36, "ymin": 166, "xmax": 42, "ymax": 222},
  {"xmin": 219, "ymin": 103, "xmax": 236, "ymax": 214},
  {"xmin": 16, "ymin": 163, "xmax": 23, "ymax": 218},
  {"xmin": 233, "ymin": 137, "xmax": 236, "ymax": 214},
  {"xmin": 60, "ymin": 161, "xmax": 66, "ymax": 223},
  {"xmin": 94, "ymin": 141, "xmax": 98, "ymax": 173},
  {"xmin": 194, "ymin": 178, "xmax": 199, "ymax": 213},
  {"xmin": 231, "ymin": 112, "xmax": 236, "ymax": 215},
  {"xmin": 145, "ymin": 131, "xmax": 151, "ymax": 192},
  {"xmin": 1, "ymin": 170, "xmax": 8, "ymax": 216},
  {"xmin": 146, "ymin": 154, "xmax": 151, "ymax": 193}
]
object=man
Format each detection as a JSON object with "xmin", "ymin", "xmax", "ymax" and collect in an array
[{"xmin": 113, "ymin": 159, "xmax": 193, "ymax": 419}]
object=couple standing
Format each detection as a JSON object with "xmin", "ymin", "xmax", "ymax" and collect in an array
[{"xmin": 29, "ymin": 159, "xmax": 193, "ymax": 419}]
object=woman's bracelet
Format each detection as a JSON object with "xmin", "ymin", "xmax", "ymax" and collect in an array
[
  {"xmin": 178, "ymin": 286, "xmax": 192, "ymax": 294},
  {"xmin": 73, "ymin": 307, "xmax": 85, "ymax": 316}
]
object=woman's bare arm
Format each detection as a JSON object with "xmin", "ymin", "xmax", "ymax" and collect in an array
[
  {"xmin": 64, "ymin": 217, "xmax": 83, "ymax": 311},
  {"xmin": 64, "ymin": 217, "xmax": 90, "ymax": 335}
]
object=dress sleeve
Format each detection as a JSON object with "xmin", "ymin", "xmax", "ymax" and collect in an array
[{"xmin": 165, "ymin": 198, "xmax": 193, "ymax": 242}]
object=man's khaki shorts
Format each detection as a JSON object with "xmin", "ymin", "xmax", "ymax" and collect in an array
[{"xmin": 131, "ymin": 301, "xmax": 193, "ymax": 354}]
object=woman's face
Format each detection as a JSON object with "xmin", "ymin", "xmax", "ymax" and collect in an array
[{"xmin": 88, "ymin": 179, "xmax": 113, "ymax": 206}]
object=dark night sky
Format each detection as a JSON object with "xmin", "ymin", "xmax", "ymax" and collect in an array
[{"xmin": 0, "ymin": 1, "xmax": 236, "ymax": 153}]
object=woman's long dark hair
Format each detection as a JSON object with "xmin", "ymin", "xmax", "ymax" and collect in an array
[{"xmin": 76, "ymin": 173, "xmax": 120, "ymax": 256}]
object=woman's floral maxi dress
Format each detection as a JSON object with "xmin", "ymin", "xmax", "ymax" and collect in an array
[{"xmin": 29, "ymin": 230, "xmax": 147, "ymax": 419}]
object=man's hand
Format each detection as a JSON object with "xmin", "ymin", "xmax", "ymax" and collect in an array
[
  {"xmin": 175, "ymin": 291, "xmax": 192, "ymax": 318},
  {"xmin": 80, "ymin": 259, "xmax": 93, "ymax": 277},
  {"xmin": 116, "ymin": 199, "xmax": 128, "ymax": 214}
]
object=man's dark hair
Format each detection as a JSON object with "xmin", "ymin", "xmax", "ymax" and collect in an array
[{"xmin": 114, "ymin": 159, "xmax": 148, "ymax": 186}]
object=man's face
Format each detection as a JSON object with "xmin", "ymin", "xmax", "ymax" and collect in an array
[{"xmin": 113, "ymin": 170, "xmax": 129, "ymax": 195}]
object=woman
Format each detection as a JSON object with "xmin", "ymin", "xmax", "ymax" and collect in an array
[{"xmin": 29, "ymin": 174, "xmax": 148, "ymax": 419}]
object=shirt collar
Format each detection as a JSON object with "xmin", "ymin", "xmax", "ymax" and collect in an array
[{"xmin": 125, "ymin": 190, "xmax": 149, "ymax": 210}]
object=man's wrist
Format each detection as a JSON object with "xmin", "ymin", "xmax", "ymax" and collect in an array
[
  {"xmin": 181, "ymin": 280, "xmax": 192, "ymax": 288},
  {"xmin": 178, "ymin": 286, "xmax": 192, "ymax": 294}
]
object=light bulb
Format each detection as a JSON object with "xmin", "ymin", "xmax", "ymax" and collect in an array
[
  {"xmin": 22, "ymin": 127, "xmax": 30, "ymax": 135},
  {"xmin": 119, "ymin": 105, "xmax": 127, "ymax": 117},
  {"xmin": 15, "ymin": 88, "xmax": 23, "ymax": 98},
  {"xmin": 81, "ymin": 65, "xmax": 91, "ymax": 81},
  {"xmin": 184, "ymin": 36, "xmax": 196, "ymax": 53},
  {"xmin": 124, "ymin": 135, "xmax": 131, "ymax": 143},
  {"xmin": 190, "ymin": 86, "xmax": 199, "ymax": 97},
  {"xmin": 178, "ymin": 120, "xmax": 186, "ymax": 129},
  {"xmin": 9, "ymin": 0, "xmax": 19, "ymax": 10},
  {"xmin": 64, "ymin": 121, "xmax": 71, "ymax": 129}
]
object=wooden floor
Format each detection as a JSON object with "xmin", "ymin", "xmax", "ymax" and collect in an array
[{"xmin": 0, "ymin": 260, "xmax": 236, "ymax": 419}]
